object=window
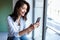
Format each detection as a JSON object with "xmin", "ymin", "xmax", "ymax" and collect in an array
[{"xmin": 45, "ymin": 0, "xmax": 60, "ymax": 40}]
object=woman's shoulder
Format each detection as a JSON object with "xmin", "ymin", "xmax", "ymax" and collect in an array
[
  {"xmin": 7, "ymin": 16, "xmax": 12, "ymax": 20},
  {"xmin": 7, "ymin": 16, "xmax": 13, "ymax": 21}
]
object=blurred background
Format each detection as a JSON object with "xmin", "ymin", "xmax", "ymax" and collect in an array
[{"xmin": 0, "ymin": 0, "xmax": 60, "ymax": 40}]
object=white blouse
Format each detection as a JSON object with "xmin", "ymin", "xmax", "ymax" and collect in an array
[{"xmin": 7, "ymin": 16, "xmax": 26, "ymax": 37}]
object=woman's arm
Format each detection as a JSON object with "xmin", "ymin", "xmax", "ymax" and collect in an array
[
  {"xmin": 19, "ymin": 22, "xmax": 40, "ymax": 36},
  {"xmin": 7, "ymin": 16, "xmax": 20, "ymax": 37},
  {"xmin": 19, "ymin": 24, "xmax": 34, "ymax": 35},
  {"xmin": 7, "ymin": 16, "xmax": 40, "ymax": 37}
]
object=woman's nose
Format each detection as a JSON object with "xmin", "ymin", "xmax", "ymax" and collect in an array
[{"xmin": 24, "ymin": 9, "xmax": 27, "ymax": 13}]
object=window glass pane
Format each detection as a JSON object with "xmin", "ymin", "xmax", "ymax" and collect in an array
[
  {"xmin": 45, "ymin": 0, "xmax": 60, "ymax": 40},
  {"xmin": 34, "ymin": 0, "xmax": 44, "ymax": 40}
]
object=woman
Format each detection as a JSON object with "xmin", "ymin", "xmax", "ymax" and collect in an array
[{"xmin": 7, "ymin": 0, "xmax": 40, "ymax": 40}]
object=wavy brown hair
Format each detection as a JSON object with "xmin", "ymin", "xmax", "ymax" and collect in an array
[{"xmin": 10, "ymin": 0, "xmax": 30, "ymax": 22}]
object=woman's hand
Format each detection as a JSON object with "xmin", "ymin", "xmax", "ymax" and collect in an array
[{"xmin": 33, "ymin": 22, "xmax": 40, "ymax": 29}]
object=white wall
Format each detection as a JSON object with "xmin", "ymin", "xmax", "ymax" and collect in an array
[{"xmin": 13, "ymin": 0, "xmax": 18, "ymax": 9}]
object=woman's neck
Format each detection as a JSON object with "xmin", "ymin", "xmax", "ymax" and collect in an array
[
  {"xmin": 16, "ymin": 15, "xmax": 21, "ymax": 23},
  {"xmin": 18, "ymin": 15, "xmax": 21, "ymax": 19}
]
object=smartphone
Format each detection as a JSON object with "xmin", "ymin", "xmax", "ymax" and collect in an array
[{"xmin": 36, "ymin": 17, "xmax": 41, "ymax": 23}]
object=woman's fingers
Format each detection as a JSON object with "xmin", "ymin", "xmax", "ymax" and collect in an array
[
  {"xmin": 36, "ymin": 22, "xmax": 40, "ymax": 27},
  {"xmin": 34, "ymin": 22, "xmax": 40, "ymax": 29}
]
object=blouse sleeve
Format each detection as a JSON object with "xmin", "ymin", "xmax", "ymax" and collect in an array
[{"xmin": 7, "ymin": 16, "xmax": 20, "ymax": 37}]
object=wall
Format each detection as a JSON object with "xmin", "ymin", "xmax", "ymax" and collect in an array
[{"xmin": 0, "ymin": 0, "xmax": 12, "ymax": 32}]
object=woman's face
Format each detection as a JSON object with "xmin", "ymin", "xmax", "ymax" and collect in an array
[{"xmin": 17, "ymin": 4, "xmax": 27, "ymax": 16}]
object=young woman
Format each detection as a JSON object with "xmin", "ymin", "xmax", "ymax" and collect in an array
[{"xmin": 7, "ymin": 0, "xmax": 40, "ymax": 40}]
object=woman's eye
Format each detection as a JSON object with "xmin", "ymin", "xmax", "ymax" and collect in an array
[{"xmin": 22, "ymin": 7, "xmax": 25, "ymax": 9}]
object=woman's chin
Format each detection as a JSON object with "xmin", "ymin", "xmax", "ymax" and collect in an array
[{"xmin": 21, "ymin": 14, "xmax": 25, "ymax": 16}]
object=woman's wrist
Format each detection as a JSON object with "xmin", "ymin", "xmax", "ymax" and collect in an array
[{"xmin": 27, "ymin": 24, "xmax": 34, "ymax": 33}]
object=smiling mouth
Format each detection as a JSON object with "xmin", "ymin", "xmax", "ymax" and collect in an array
[{"xmin": 22, "ymin": 12, "xmax": 25, "ymax": 14}]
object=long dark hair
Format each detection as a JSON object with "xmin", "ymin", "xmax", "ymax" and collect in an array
[{"xmin": 10, "ymin": 0, "xmax": 30, "ymax": 22}]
